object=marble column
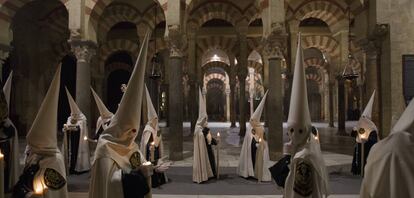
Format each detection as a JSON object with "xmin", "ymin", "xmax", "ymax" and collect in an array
[
  {"xmin": 337, "ymin": 76, "xmax": 346, "ymax": 135},
  {"xmin": 168, "ymin": 38, "xmax": 184, "ymax": 160},
  {"xmin": 237, "ymin": 32, "xmax": 248, "ymax": 136},
  {"xmin": 267, "ymin": 56, "xmax": 284, "ymax": 160},
  {"xmin": 230, "ymin": 58, "xmax": 237, "ymax": 127},
  {"xmin": 71, "ymin": 40, "xmax": 96, "ymax": 136},
  {"xmin": 187, "ymin": 32, "xmax": 197, "ymax": 132},
  {"xmin": 226, "ymin": 89, "xmax": 231, "ymax": 121}
]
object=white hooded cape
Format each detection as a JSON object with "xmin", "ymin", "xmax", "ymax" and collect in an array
[
  {"xmin": 360, "ymin": 99, "xmax": 414, "ymax": 198},
  {"xmin": 89, "ymin": 32, "xmax": 150, "ymax": 198},
  {"xmin": 284, "ymin": 33, "xmax": 329, "ymax": 198},
  {"xmin": 140, "ymin": 85, "xmax": 164, "ymax": 160},
  {"xmin": 238, "ymin": 91, "xmax": 271, "ymax": 181},
  {"xmin": 25, "ymin": 66, "xmax": 68, "ymax": 198},
  {"xmin": 63, "ymin": 88, "xmax": 91, "ymax": 172},
  {"xmin": 192, "ymin": 88, "xmax": 213, "ymax": 183}
]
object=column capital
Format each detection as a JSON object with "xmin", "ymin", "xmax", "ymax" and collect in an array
[
  {"xmin": 262, "ymin": 33, "xmax": 286, "ymax": 59},
  {"xmin": 70, "ymin": 40, "xmax": 97, "ymax": 63}
]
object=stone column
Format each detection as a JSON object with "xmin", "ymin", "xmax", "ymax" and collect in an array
[
  {"xmin": 337, "ymin": 76, "xmax": 346, "ymax": 135},
  {"xmin": 237, "ymin": 30, "xmax": 248, "ymax": 136},
  {"xmin": 187, "ymin": 30, "xmax": 197, "ymax": 132},
  {"xmin": 0, "ymin": 44, "xmax": 11, "ymax": 83},
  {"xmin": 263, "ymin": 33, "xmax": 286, "ymax": 160},
  {"xmin": 167, "ymin": 31, "xmax": 184, "ymax": 160},
  {"xmin": 229, "ymin": 57, "xmax": 237, "ymax": 127},
  {"xmin": 71, "ymin": 40, "xmax": 96, "ymax": 135}
]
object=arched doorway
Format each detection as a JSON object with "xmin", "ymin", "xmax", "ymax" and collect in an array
[
  {"xmin": 206, "ymin": 79, "xmax": 225, "ymax": 121},
  {"xmin": 107, "ymin": 70, "xmax": 131, "ymax": 113}
]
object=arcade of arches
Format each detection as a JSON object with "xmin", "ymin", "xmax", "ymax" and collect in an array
[{"xmin": 1, "ymin": 0, "xmax": 413, "ymax": 163}]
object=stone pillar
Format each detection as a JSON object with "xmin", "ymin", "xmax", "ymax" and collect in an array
[
  {"xmin": 337, "ymin": 76, "xmax": 346, "ymax": 135},
  {"xmin": 226, "ymin": 89, "xmax": 230, "ymax": 121},
  {"xmin": 237, "ymin": 30, "xmax": 248, "ymax": 136},
  {"xmin": 263, "ymin": 33, "xmax": 286, "ymax": 160},
  {"xmin": 0, "ymin": 44, "xmax": 11, "ymax": 83},
  {"xmin": 229, "ymin": 57, "xmax": 237, "ymax": 127},
  {"xmin": 167, "ymin": 31, "xmax": 184, "ymax": 160},
  {"xmin": 71, "ymin": 40, "xmax": 96, "ymax": 135},
  {"xmin": 187, "ymin": 30, "xmax": 197, "ymax": 132}
]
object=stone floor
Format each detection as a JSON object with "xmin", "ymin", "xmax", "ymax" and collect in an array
[{"xmin": 17, "ymin": 121, "xmax": 361, "ymax": 197}]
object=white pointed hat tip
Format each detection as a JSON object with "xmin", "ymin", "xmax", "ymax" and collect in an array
[{"xmin": 392, "ymin": 98, "xmax": 414, "ymax": 133}]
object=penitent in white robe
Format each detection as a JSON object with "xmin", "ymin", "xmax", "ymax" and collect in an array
[
  {"xmin": 63, "ymin": 115, "xmax": 91, "ymax": 172},
  {"xmin": 140, "ymin": 125, "xmax": 164, "ymax": 159},
  {"xmin": 192, "ymin": 126, "xmax": 214, "ymax": 183},
  {"xmin": 237, "ymin": 124, "xmax": 271, "ymax": 181},
  {"xmin": 89, "ymin": 137, "xmax": 147, "ymax": 198},
  {"xmin": 360, "ymin": 131, "xmax": 414, "ymax": 198},
  {"xmin": 284, "ymin": 135, "xmax": 329, "ymax": 198}
]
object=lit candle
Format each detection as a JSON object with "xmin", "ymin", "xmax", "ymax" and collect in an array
[
  {"xmin": 216, "ymin": 132, "xmax": 220, "ymax": 179},
  {"xmin": 0, "ymin": 150, "xmax": 4, "ymax": 198},
  {"xmin": 150, "ymin": 142, "xmax": 155, "ymax": 162},
  {"xmin": 84, "ymin": 136, "xmax": 88, "ymax": 141},
  {"xmin": 33, "ymin": 177, "xmax": 47, "ymax": 196}
]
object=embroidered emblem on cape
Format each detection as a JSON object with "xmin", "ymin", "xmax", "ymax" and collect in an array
[
  {"xmin": 129, "ymin": 151, "xmax": 142, "ymax": 169},
  {"xmin": 358, "ymin": 128, "xmax": 365, "ymax": 135},
  {"xmin": 44, "ymin": 168, "xmax": 66, "ymax": 190},
  {"xmin": 293, "ymin": 160, "xmax": 313, "ymax": 196}
]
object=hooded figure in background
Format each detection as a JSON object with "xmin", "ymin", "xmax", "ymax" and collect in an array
[
  {"xmin": 140, "ymin": 85, "xmax": 167, "ymax": 188},
  {"xmin": 283, "ymin": 33, "xmax": 329, "ymax": 198},
  {"xmin": 91, "ymin": 87, "xmax": 114, "ymax": 140},
  {"xmin": 360, "ymin": 98, "xmax": 414, "ymax": 198},
  {"xmin": 89, "ymin": 32, "xmax": 153, "ymax": 198},
  {"xmin": 62, "ymin": 88, "xmax": 91, "ymax": 174},
  {"xmin": 13, "ymin": 66, "xmax": 68, "ymax": 198},
  {"xmin": 351, "ymin": 90, "xmax": 379, "ymax": 175},
  {"xmin": 238, "ymin": 91, "xmax": 271, "ymax": 182},
  {"xmin": 193, "ymin": 88, "xmax": 218, "ymax": 183},
  {"xmin": 0, "ymin": 71, "xmax": 20, "ymax": 193}
]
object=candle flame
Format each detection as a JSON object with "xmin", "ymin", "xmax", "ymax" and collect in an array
[
  {"xmin": 84, "ymin": 136, "xmax": 88, "ymax": 141},
  {"xmin": 0, "ymin": 149, "xmax": 3, "ymax": 159},
  {"xmin": 151, "ymin": 142, "xmax": 155, "ymax": 146},
  {"xmin": 143, "ymin": 161, "xmax": 152, "ymax": 166},
  {"xmin": 33, "ymin": 178, "xmax": 47, "ymax": 195},
  {"xmin": 259, "ymin": 138, "xmax": 262, "ymax": 143},
  {"xmin": 217, "ymin": 132, "xmax": 220, "ymax": 137}
]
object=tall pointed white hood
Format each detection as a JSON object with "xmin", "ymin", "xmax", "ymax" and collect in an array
[
  {"xmin": 91, "ymin": 87, "xmax": 113, "ymax": 119},
  {"xmin": 102, "ymin": 32, "xmax": 150, "ymax": 146},
  {"xmin": 65, "ymin": 87, "xmax": 83, "ymax": 118},
  {"xmin": 2, "ymin": 71, "xmax": 12, "ymax": 109},
  {"xmin": 392, "ymin": 99, "xmax": 414, "ymax": 134},
  {"xmin": 145, "ymin": 85, "xmax": 158, "ymax": 124},
  {"xmin": 356, "ymin": 90, "xmax": 378, "ymax": 143},
  {"xmin": 249, "ymin": 90, "xmax": 268, "ymax": 127},
  {"xmin": 362, "ymin": 90, "xmax": 376, "ymax": 119},
  {"xmin": 26, "ymin": 66, "xmax": 61, "ymax": 153},
  {"xmin": 287, "ymin": 32, "xmax": 312, "ymax": 147},
  {"xmin": 196, "ymin": 88, "xmax": 208, "ymax": 127}
]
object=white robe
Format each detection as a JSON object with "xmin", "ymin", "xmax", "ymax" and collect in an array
[
  {"xmin": 89, "ymin": 138, "xmax": 147, "ymax": 198},
  {"xmin": 284, "ymin": 136, "xmax": 329, "ymax": 198},
  {"xmin": 26, "ymin": 152, "xmax": 68, "ymax": 198},
  {"xmin": 192, "ymin": 126, "xmax": 213, "ymax": 183},
  {"xmin": 360, "ymin": 131, "xmax": 414, "ymax": 198},
  {"xmin": 140, "ymin": 125, "xmax": 164, "ymax": 160},
  {"xmin": 3, "ymin": 118, "xmax": 20, "ymax": 190},
  {"xmin": 63, "ymin": 116, "xmax": 91, "ymax": 172},
  {"xmin": 237, "ymin": 124, "xmax": 271, "ymax": 181}
]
